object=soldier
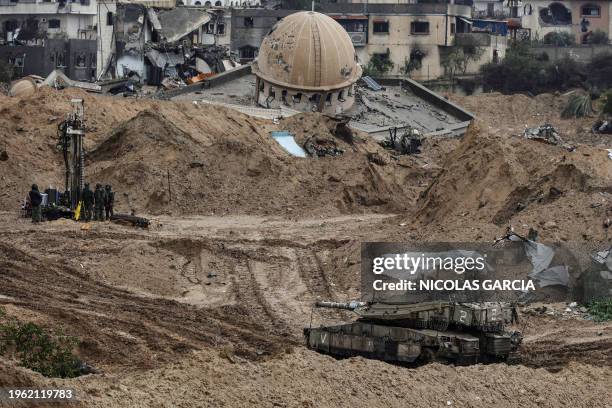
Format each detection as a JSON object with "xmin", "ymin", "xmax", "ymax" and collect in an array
[
  {"xmin": 82, "ymin": 183, "xmax": 94, "ymax": 222},
  {"xmin": 104, "ymin": 184, "xmax": 114, "ymax": 221},
  {"xmin": 29, "ymin": 184, "xmax": 42, "ymax": 223},
  {"xmin": 94, "ymin": 184, "xmax": 105, "ymax": 221}
]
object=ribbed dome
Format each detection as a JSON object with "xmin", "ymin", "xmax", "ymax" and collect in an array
[{"xmin": 252, "ymin": 11, "xmax": 362, "ymax": 91}]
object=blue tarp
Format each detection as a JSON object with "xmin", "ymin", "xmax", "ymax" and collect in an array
[
  {"xmin": 270, "ymin": 131, "xmax": 307, "ymax": 158},
  {"xmin": 471, "ymin": 19, "xmax": 508, "ymax": 36}
]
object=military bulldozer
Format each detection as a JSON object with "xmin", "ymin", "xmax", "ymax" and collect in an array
[{"xmin": 304, "ymin": 300, "xmax": 522, "ymax": 365}]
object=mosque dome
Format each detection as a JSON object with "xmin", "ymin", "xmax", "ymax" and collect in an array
[{"xmin": 252, "ymin": 11, "xmax": 362, "ymax": 92}]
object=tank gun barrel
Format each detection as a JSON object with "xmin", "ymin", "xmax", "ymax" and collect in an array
[{"xmin": 315, "ymin": 301, "xmax": 366, "ymax": 310}]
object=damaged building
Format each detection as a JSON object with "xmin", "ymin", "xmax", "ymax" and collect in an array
[
  {"xmin": 251, "ymin": 11, "xmax": 362, "ymax": 114},
  {"xmin": 474, "ymin": 0, "xmax": 611, "ymax": 44},
  {"xmin": 100, "ymin": 3, "xmax": 237, "ymax": 86},
  {"xmin": 0, "ymin": 0, "xmax": 97, "ymax": 80}
]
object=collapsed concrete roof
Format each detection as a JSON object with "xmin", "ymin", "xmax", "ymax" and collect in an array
[
  {"xmin": 145, "ymin": 48, "xmax": 184, "ymax": 69},
  {"xmin": 151, "ymin": 7, "xmax": 211, "ymax": 43}
]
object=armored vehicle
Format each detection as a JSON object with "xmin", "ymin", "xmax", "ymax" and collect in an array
[{"xmin": 304, "ymin": 300, "xmax": 522, "ymax": 365}]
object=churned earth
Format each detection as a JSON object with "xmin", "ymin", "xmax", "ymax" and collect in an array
[{"xmin": 0, "ymin": 88, "xmax": 611, "ymax": 408}]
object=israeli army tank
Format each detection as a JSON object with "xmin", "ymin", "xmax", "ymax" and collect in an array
[{"xmin": 304, "ymin": 300, "xmax": 522, "ymax": 365}]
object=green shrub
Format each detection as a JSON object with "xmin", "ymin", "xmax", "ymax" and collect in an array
[
  {"xmin": 601, "ymin": 90, "xmax": 612, "ymax": 116},
  {"xmin": 587, "ymin": 30, "xmax": 609, "ymax": 45},
  {"xmin": 480, "ymin": 44, "xmax": 546, "ymax": 93},
  {"xmin": 561, "ymin": 94, "xmax": 593, "ymax": 118},
  {"xmin": 363, "ymin": 51, "xmax": 394, "ymax": 77},
  {"xmin": 0, "ymin": 319, "xmax": 81, "ymax": 378},
  {"xmin": 543, "ymin": 32, "xmax": 575, "ymax": 46},
  {"xmin": 480, "ymin": 42, "xmax": 590, "ymax": 94},
  {"xmin": 586, "ymin": 53, "xmax": 612, "ymax": 89},
  {"xmin": 401, "ymin": 48, "xmax": 427, "ymax": 75},
  {"xmin": 544, "ymin": 56, "xmax": 586, "ymax": 90},
  {"xmin": 587, "ymin": 298, "xmax": 612, "ymax": 322}
]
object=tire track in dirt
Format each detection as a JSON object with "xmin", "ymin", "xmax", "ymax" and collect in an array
[
  {"xmin": 295, "ymin": 249, "xmax": 334, "ymax": 300},
  {"xmin": 0, "ymin": 242, "xmax": 296, "ymax": 371},
  {"xmin": 522, "ymin": 338, "xmax": 612, "ymax": 371}
]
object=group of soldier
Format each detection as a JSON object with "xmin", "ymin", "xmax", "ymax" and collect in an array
[
  {"xmin": 81, "ymin": 183, "xmax": 115, "ymax": 222},
  {"xmin": 27, "ymin": 183, "xmax": 115, "ymax": 223}
]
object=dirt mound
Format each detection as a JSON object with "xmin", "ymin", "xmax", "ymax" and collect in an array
[
  {"xmin": 87, "ymin": 106, "xmax": 423, "ymax": 216},
  {"xmin": 448, "ymin": 91, "xmax": 609, "ymax": 147},
  {"xmin": 414, "ymin": 122, "xmax": 612, "ymax": 242},
  {"xmin": 0, "ymin": 88, "xmax": 428, "ymax": 217},
  {"xmin": 0, "ymin": 87, "xmax": 156, "ymax": 211}
]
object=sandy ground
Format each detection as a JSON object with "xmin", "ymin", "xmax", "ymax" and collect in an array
[
  {"xmin": 1, "ymin": 213, "xmax": 611, "ymax": 408},
  {"xmin": 0, "ymin": 87, "xmax": 611, "ymax": 407}
]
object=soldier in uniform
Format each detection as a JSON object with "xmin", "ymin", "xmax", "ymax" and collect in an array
[
  {"xmin": 82, "ymin": 183, "xmax": 95, "ymax": 222},
  {"xmin": 94, "ymin": 184, "xmax": 105, "ymax": 221},
  {"xmin": 29, "ymin": 184, "xmax": 42, "ymax": 223},
  {"xmin": 104, "ymin": 185, "xmax": 114, "ymax": 221}
]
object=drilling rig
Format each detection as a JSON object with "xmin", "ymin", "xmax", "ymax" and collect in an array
[{"xmin": 57, "ymin": 99, "xmax": 86, "ymax": 210}]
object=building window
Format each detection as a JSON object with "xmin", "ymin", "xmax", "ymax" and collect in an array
[
  {"xmin": 214, "ymin": 0, "xmax": 221, "ymax": 6},
  {"xmin": 339, "ymin": 20, "xmax": 366, "ymax": 33},
  {"xmin": 106, "ymin": 12, "xmax": 114, "ymax": 26},
  {"xmin": 75, "ymin": 53, "xmax": 86, "ymax": 68},
  {"xmin": 244, "ymin": 17, "xmax": 254, "ymax": 28},
  {"xmin": 239, "ymin": 46, "xmax": 256, "ymax": 60},
  {"xmin": 411, "ymin": 21, "xmax": 430, "ymax": 34},
  {"xmin": 487, "ymin": 2, "xmax": 495, "ymax": 16},
  {"xmin": 53, "ymin": 52, "xmax": 66, "ymax": 68},
  {"xmin": 205, "ymin": 23, "xmax": 214, "ymax": 34},
  {"xmin": 49, "ymin": 19, "xmax": 61, "ymax": 29},
  {"xmin": 268, "ymin": 86, "xmax": 275, "ymax": 98},
  {"xmin": 292, "ymin": 93, "xmax": 302, "ymax": 103},
  {"xmin": 217, "ymin": 23, "xmax": 225, "ymax": 35},
  {"xmin": 451, "ymin": 23, "xmax": 456, "ymax": 34},
  {"xmin": 9, "ymin": 56, "xmax": 24, "ymax": 67},
  {"xmin": 581, "ymin": 4, "xmax": 600, "ymax": 16},
  {"xmin": 539, "ymin": 3, "xmax": 572, "ymax": 25},
  {"xmin": 338, "ymin": 90, "xmax": 345, "ymax": 102},
  {"xmin": 309, "ymin": 94, "xmax": 321, "ymax": 104},
  {"xmin": 373, "ymin": 21, "xmax": 389, "ymax": 34}
]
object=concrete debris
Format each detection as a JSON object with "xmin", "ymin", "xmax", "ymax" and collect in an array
[
  {"xmin": 523, "ymin": 123, "xmax": 574, "ymax": 151},
  {"xmin": 522, "ymin": 302, "xmax": 594, "ymax": 320},
  {"xmin": 43, "ymin": 70, "xmax": 102, "ymax": 92},
  {"xmin": 146, "ymin": 44, "xmax": 239, "ymax": 88},
  {"xmin": 592, "ymin": 120, "xmax": 612, "ymax": 134},
  {"xmin": 379, "ymin": 126, "xmax": 422, "ymax": 154},
  {"xmin": 152, "ymin": 7, "xmax": 211, "ymax": 43},
  {"xmin": 303, "ymin": 137, "xmax": 344, "ymax": 157},
  {"xmin": 110, "ymin": 213, "xmax": 150, "ymax": 228}
]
